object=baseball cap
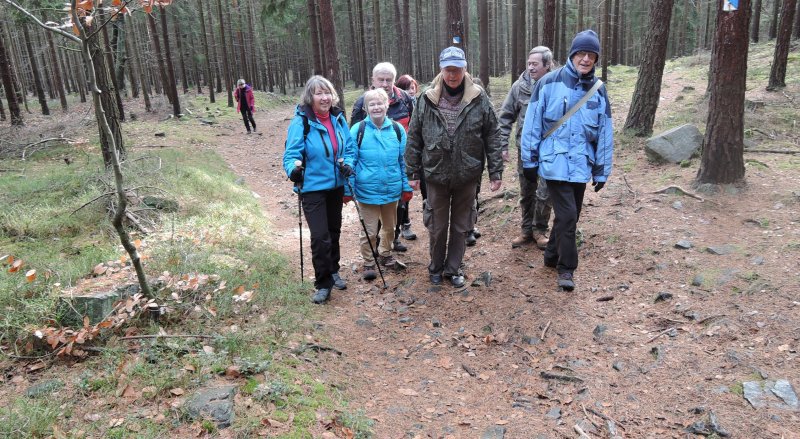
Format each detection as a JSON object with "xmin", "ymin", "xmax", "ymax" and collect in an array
[{"xmin": 439, "ymin": 46, "xmax": 467, "ymax": 69}]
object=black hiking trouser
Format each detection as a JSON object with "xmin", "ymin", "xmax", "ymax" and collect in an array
[
  {"xmin": 544, "ymin": 180, "xmax": 586, "ymax": 274},
  {"xmin": 241, "ymin": 106, "xmax": 256, "ymax": 132},
  {"xmin": 301, "ymin": 187, "xmax": 344, "ymax": 290}
]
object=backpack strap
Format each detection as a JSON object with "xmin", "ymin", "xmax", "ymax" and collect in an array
[
  {"xmin": 301, "ymin": 114, "xmax": 310, "ymax": 141},
  {"xmin": 356, "ymin": 121, "xmax": 402, "ymax": 148}
]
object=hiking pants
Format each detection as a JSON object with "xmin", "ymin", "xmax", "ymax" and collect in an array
[
  {"xmin": 358, "ymin": 201, "xmax": 397, "ymax": 263},
  {"xmin": 301, "ymin": 187, "xmax": 343, "ymax": 289},
  {"xmin": 241, "ymin": 106, "xmax": 256, "ymax": 132},
  {"xmin": 518, "ymin": 173, "xmax": 553, "ymax": 235},
  {"xmin": 424, "ymin": 181, "xmax": 477, "ymax": 277},
  {"xmin": 544, "ymin": 180, "xmax": 586, "ymax": 274}
]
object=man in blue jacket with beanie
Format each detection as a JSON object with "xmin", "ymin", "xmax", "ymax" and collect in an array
[{"xmin": 520, "ymin": 30, "xmax": 614, "ymax": 291}]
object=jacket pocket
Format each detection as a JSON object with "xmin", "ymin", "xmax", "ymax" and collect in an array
[
  {"xmin": 424, "ymin": 142, "xmax": 446, "ymax": 175},
  {"xmin": 422, "ymin": 199, "xmax": 433, "ymax": 230}
]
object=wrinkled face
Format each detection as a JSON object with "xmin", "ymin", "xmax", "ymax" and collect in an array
[
  {"xmin": 312, "ymin": 86, "xmax": 333, "ymax": 114},
  {"xmin": 407, "ymin": 82, "xmax": 417, "ymax": 98},
  {"xmin": 571, "ymin": 51, "xmax": 597, "ymax": 76},
  {"xmin": 372, "ymin": 72, "xmax": 395, "ymax": 95},
  {"xmin": 527, "ymin": 53, "xmax": 548, "ymax": 81},
  {"xmin": 441, "ymin": 66, "xmax": 466, "ymax": 89},
  {"xmin": 365, "ymin": 97, "xmax": 388, "ymax": 120}
]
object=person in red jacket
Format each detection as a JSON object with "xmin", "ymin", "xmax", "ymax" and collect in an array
[{"xmin": 235, "ymin": 78, "xmax": 256, "ymax": 134}]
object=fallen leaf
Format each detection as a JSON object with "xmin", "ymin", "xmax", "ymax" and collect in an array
[
  {"xmin": 83, "ymin": 413, "xmax": 102, "ymax": 422},
  {"xmin": 495, "ymin": 419, "xmax": 509, "ymax": 425},
  {"xmin": 225, "ymin": 365, "xmax": 241, "ymax": 378},
  {"xmin": 398, "ymin": 388, "xmax": 419, "ymax": 396},
  {"xmin": 9, "ymin": 259, "xmax": 22, "ymax": 273},
  {"xmin": 202, "ymin": 345, "xmax": 214, "ymax": 354},
  {"xmin": 93, "ymin": 263, "xmax": 107, "ymax": 276},
  {"xmin": 25, "ymin": 269, "xmax": 36, "ymax": 282},
  {"xmin": 108, "ymin": 418, "xmax": 124, "ymax": 428},
  {"xmin": 436, "ymin": 356, "xmax": 454, "ymax": 370},
  {"xmin": 184, "ymin": 364, "xmax": 196, "ymax": 372},
  {"xmin": 169, "ymin": 388, "xmax": 185, "ymax": 396}
]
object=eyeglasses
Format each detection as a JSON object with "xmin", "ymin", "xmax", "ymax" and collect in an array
[{"xmin": 574, "ymin": 51, "xmax": 596, "ymax": 61}]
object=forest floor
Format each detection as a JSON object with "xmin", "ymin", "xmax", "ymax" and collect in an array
[
  {"xmin": 0, "ymin": 45, "xmax": 798, "ymax": 438},
  {"xmin": 212, "ymin": 52, "xmax": 800, "ymax": 437}
]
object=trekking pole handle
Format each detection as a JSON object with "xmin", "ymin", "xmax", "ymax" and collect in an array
[{"xmin": 294, "ymin": 160, "xmax": 303, "ymax": 168}]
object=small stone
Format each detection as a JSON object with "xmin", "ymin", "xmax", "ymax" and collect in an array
[
  {"xmin": 743, "ymin": 381, "xmax": 767, "ymax": 408},
  {"xmin": 675, "ymin": 240, "xmax": 693, "ymax": 249},
  {"xmin": 432, "ymin": 318, "xmax": 442, "ymax": 328},
  {"xmin": 686, "ymin": 421, "xmax": 711, "ymax": 435},
  {"xmin": 427, "ymin": 286, "xmax": 442, "ymax": 293},
  {"xmin": 355, "ymin": 315, "xmax": 374, "ymax": 328},
  {"xmin": 234, "ymin": 177, "xmax": 245, "ymax": 186},
  {"xmin": 399, "ymin": 317, "xmax": 413, "ymax": 324},
  {"xmin": 185, "ymin": 386, "xmax": 236, "ymax": 428},
  {"xmin": 154, "ymin": 132, "xmax": 166, "ymax": 137},
  {"xmin": 654, "ymin": 291, "xmax": 673, "ymax": 302},
  {"xmin": 25, "ymin": 379, "xmax": 64, "ymax": 398},
  {"xmin": 689, "ymin": 406, "xmax": 706, "ymax": 414},
  {"xmin": 706, "ymin": 245, "xmax": 735, "ymax": 255},
  {"xmin": 672, "ymin": 201, "xmax": 683, "ymax": 210},
  {"xmin": 593, "ymin": 324, "xmax": 608, "ymax": 338},
  {"xmin": 691, "ymin": 275, "xmax": 704, "ymax": 287},
  {"xmin": 751, "ymin": 256, "xmax": 765, "ymax": 265},
  {"xmin": 709, "ymin": 410, "xmax": 730, "ymax": 437},
  {"xmin": 480, "ymin": 426, "xmax": 506, "ymax": 439},
  {"xmin": 612, "ymin": 361, "xmax": 624, "ymax": 372},
  {"xmin": 546, "ymin": 406, "xmax": 561, "ymax": 419},
  {"xmin": 771, "ymin": 379, "xmax": 799, "ymax": 409},
  {"xmin": 522, "ymin": 336, "xmax": 541, "ymax": 345}
]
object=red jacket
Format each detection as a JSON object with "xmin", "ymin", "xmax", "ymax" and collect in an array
[{"xmin": 235, "ymin": 85, "xmax": 255, "ymax": 113}]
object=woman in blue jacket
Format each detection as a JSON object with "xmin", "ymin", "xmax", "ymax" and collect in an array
[
  {"xmin": 344, "ymin": 88, "xmax": 413, "ymax": 281},
  {"xmin": 283, "ymin": 76, "xmax": 355, "ymax": 304}
]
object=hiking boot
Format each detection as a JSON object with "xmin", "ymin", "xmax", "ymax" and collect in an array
[
  {"xmin": 246, "ymin": 131, "xmax": 252, "ymax": 135},
  {"xmin": 393, "ymin": 239, "xmax": 408, "ymax": 252},
  {"xmin": 379, "ymin": 255, "xmax": 397, "ymax": 269},
  {"xmin": 429, "ymin": 273, "xmax": 443, "ymax": 285},
  {"xmin": 401, "ymin": 223, "xmax": 417, "ymax": 240},
  {"xmin": 511, "ymin": 233, "xmax": 534, "ymax": 248},
  {"xmin": 311, "ymin": 287, "xmax": 331, "ymax": 304},
  {"xmin": 543, "ymin": 255, "xmax": 558, "ymax": 268},
  {"xmin": 331, "ymin": 272, "xmax": 346, "ymax": 290},
  {"xmin": 465, "ymin": 231, "xmax": 477, "ymax": 247},
  {"xmin": 557, "ymin": 272, "xmax": 575, "ymax": 291},
  {"xmin": 533, "ymin": 231, "xmax": 549, "ymax": 250},
  {"xmin": 447, "ymin": 274, "xmax": 466, "ymax": 288},
  {"xmin": 472, "ymin": 228, "xmax": 481, "ymax": 238},
  {"xmin": 362, "ymin": 265, "xmax": 377, "ymax": 281}
]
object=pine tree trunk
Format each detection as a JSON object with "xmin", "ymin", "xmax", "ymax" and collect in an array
[
  {"xmin": 532, "ymin": 0, "xmax": 540, "ymax": 55},
  {"xmin": 346, "ymin": 0, "xmax": 361, "ymax": 85},
  {"xmin": 307, "ymin": 0, "xmax": 323, "ymax": 75},
  {"xmin": 0, "ymin": 93, "xmax": 5, "ymax": 121},
  {"xmin": 147, "ymin": 12, "xmax": 171, "ymax": 105},
  {"xmin": 559, "ymin": 0, "xmax": 567, "ymax": 62},
  {"xmin": 44, "ymin": 25, "xmax": 68, "ymax": 111},
  {"xmin": 359, "ymin": 0, "xmax": 370, "ymax": 85},
  {"xmin": 393, "ymin": 0, "xmax": 404, "ymax": 70},
  {"xmin": 231, "ymin": 0, "xmax": 247, "ymax": 83},
  {"xmin": 72, "ymin": 51, "xmax": 87, "ymax": 103},
  {"xmin": 129, "ymin": 17, "xmax": 151, "ymax": 112},
  {"xmin": 479, "ymin": 0, "xmax": 490, "ymax": 90},
  {"xmin": 623, "ymin": 0, "xmax": 675, "ymax": 136},
  {"xmin": 767, "ymin": 0, "xmax": 797, "ymax": 88},
  {"xmin": 512, "ymin": 0, "xmax": 525, "ymax": 75},
  {"xmin": 198, "ymin": 0, "xmax": 216, "ymax": 102},
  {"xmin": 414, "ymin": 0, "xmax": 423, "ymax": 78},
  {"xmin": 85, "ymin": 19, "xmax": 125, "ymax": 165},
  {"xmin": 612, "ymin": 0, "xmax": 621, "ymax": 63},
  {"xmin": 794, "ymin": 0, "xmax": 800, "ymax": 38},
  {"xmin": 22, "ymin": 25, "xmax": 49, "ymax": 116},
  {"xmin": 124, "ymin": 25, "xmax": 138, "ymax": 99},
  {"xmin": 402, "ymin": 0, "xmax": 414, "ymax": 76},
  {"xmin": 100, "ymin": 8, "xmax": 125, "ymax": 121},
  {"xmin": 373, "ymin": 0, "xmax": 383, "ymax": 60},
  {"xmin": 111, "ymin": 15, "xmax": 127, "ymax": 94},
  {"xmin": 602, "ymin": 0, "xmax": 610, "ymax": 81},
  {"xmin": 173, "ymin": 17, "xmax": 189, "ymax": 94},
  {"xmin": 216, "ymin": 0, "xmax": 234, "ymax": 107},
  {"xmin": 769, "ymin": 0, "xmax": 780, "ymax": 39},
  {"xmin": 318, "ymin": 0, "xmax": 344, "ymax": 111},
  {"xmin": 462, "ymin": 0, "xmax": 470, "ymax": 55},
  {"xmin": 696, "ymin": 0, "xmax": 751, "ymax": 186},
  {"xmin": 542, "ymin": 0, "xmax": 556, "ymax": 50},
  {"xmin": 159, "ymin": 6, "xmax": 181, "ymax": 117},
  {"xmin": 0, "ymin": 22, "xmax": 22, "ymax": 125}
]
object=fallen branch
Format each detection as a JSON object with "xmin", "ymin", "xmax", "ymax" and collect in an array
[
  {"xmin": 119, "ymin": 334, "xmax": 214, "ymax": 341},
  {"xmin": 21, "ymin": 137, "xmax": 76, "ymax": 160},
  {"xmin": 540, "ymin": 371, "xmax": 583, "ymax": 383},
  {"xmin": 540, "ymin": 320, "xmax": 552, "ymax": 341},
  {"xmin": 749, "ymin": 128, "xmax": 776, "ymax": 139},
  {"xmin": 744, "ymin": 149, "xmax": 800, "ymax": 155},
  {"xmin": 622, "ymin": 173, "xmax": 637, "ymax": 201},
  {"xmin": 574, "ymin": 424, "xmax": 591, "ymax": 439},
  {"xmin": 647, "ymin": 327, "xmax": 676, "ymax": 343},
  {"xmin": 0, "ymin": 168, "xmax": 24, "ymax": 173},
  {"xmin": 72, "ymin": 191, "xmax": 114, "ymax": 214},
  {"xmin": 650, "ymin": 185, "xmax": 705, "ymax": 201},
  {"xmin": 462, "ymin": 363, "xmax": 477, "ymax": 377},
  {"xmin": 587, "ymin": 407, "xmax": 626, "ymax": 431},
  {"xmin": 292, "ymin": 343, "xmax": 343, "ymax": 356},
  {"xmin": 581, "ymin": 403, "xmax": 601, "ymax": 430}
]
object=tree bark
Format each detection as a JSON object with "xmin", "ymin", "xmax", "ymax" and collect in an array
[
  {"xmin": 44, "ymin": 23, "xmax": 68, "ymax": 112},
  {"xmin": 479, "ymin": 0, "xmax": 490, "ymax": 90},
  {"xmin": 752, "ymin": 0, "xmax": 763, "ymax": 42},
  {"xmin": 512, "ymin": 0, "xmax": 526, "ymax": 75},
  {"xmin": 768, "ymin": 0, "xmax": 797, "ymax": 88},
  {"xmin": 159, "ymin": 6, "xmax": 181, "ymax": 117},
  {"xmin": 559, "ymin": 0, "xmax": 567, "ymax": 62},
  {"xmin": 623, "ymin": 0, "xmax": 675, "ymax": 136},
  {"xmin": 446, "ymin": 0, "xmax": 465, "ymax": 50},
  {"xmin": 0, "ymin": 22, "xmax": 22, "ymax": 125},
  {"xmin": 147, "ymin": 11, "xmax": 171, "ymax": 105},
  {"xmin": 215, "ymin": 0, "xmax": 234, "ymax": 107},
  {"xmin": 602, "ymin": 0, "xmax": 610, "ymax": 81},
  {"xmin": 198, "ymin": 0, "xmax": 215, "ymax": 102},
  {"xmin": 358, "ymin": 0, "xmax": 370, "ymax": 87},
  {"xmin": 318, "ymin": 0, "xmax": 345, "ymax": 111},
  {"xmin": 769, "ymin": 0, "xmax": 780, "ymax": 39},
  {"xmin": 696, "ymin": 0, "xmax": 751, "ymax": 186},
  {"xmin": 373, "ymin": 0, "xmax": 383, "ymax": 60},
  {"xmin": 22, "ymin": 24, "xmax": 49, "ymax": 115},
  {"xmin": 794, "ymin": 0, "xmax": 800, "ymax": 38},
  {"xmin": 542, "ymin": 0, "xmax": 556, "ymax": 50},
  {"xmin": 99, "ymin": 8, "xmax": 124, "ymax": 121},
  {"xmin": 128, "ymin": 16, "xmax": 150, "ymax": 111},
  {"xmin": 532, "ymin": 0, "xmax": 540, "ymax": 55},
  {"xmin": 612, "ymin": 0, "xmax": 621, "ymax": 63},
  {"xmin": 402, "ymin": 0, "xmax": 413, "ymax": 76},
  {"xmin": 173, "ymin": 15, "xmax": 189, "ymax": 94}
]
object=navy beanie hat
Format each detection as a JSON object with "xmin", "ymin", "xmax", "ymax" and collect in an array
[{"xmin": 569, "ymin": 30, "xmax": 601, "ymax": 60}]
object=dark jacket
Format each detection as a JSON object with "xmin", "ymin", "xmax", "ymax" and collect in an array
[
  {"xmin": 351, "ymin": 86, "xmax": 414, "ymax": 130},
  {"xmin": 405, "ymin": 73, "xmax": 503, "ymax": 187},
  {"xmin": 283, "ymin": 105, "xmax": 353, "ymax": 193},
  {"xmin": 498, "ymin": 71, "xmax": 533, "ymax": 156}
]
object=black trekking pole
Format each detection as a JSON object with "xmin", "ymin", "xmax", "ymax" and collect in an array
[
  {"xmin": 338, "ymin": 159, "xmax": 387, "ymax": 288},
  {"xmin": 293, "ymin": 160, "xmax": 305, "ymax": 283}
]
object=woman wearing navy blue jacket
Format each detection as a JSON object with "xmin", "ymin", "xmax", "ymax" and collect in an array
[{"xmin": 283, "ymin": 76, "xmax": 355, "ymax": 304}]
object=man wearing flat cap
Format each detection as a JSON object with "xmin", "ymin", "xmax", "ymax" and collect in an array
[
  {"xmin": 520, "ymin": 29, "xmax": 614, "ymax": 292},
  {"xmin": 405, "ymin": 46, "xmax": 503, "ymax": 288}
]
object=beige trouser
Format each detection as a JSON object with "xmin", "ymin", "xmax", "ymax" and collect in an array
[{"xmin": 357, "ymin": 201, "xmax": 398, "ymax": 264}]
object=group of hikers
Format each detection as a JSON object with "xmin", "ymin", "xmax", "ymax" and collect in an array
[{"xmin": 274, "ymin": 29, "xmax": 614, "ymax": 304}]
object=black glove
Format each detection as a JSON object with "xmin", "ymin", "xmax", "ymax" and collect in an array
[
  {"xmin": 289, "ymin": 166, "xmax": 304, "ymax": 184},
  {"xmin": 339, "ymin": 164, "xmax": 355, "ymax": 178},
  {"xmin": 592, "ymin": 181, "xmax": 605, "ymax": 192},
  {"xmin": 522, "ymin": 166, "xmax": 538, "ymax": 183}
]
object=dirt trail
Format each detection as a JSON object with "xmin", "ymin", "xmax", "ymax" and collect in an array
[{"xmin": 213, "ymin": 80, "xmax": 800, "ymax": 438}]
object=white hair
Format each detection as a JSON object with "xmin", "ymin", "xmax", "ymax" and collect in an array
[{"xmin": 372, "ymin": 62, "xmax": 397, "ymax": 81}]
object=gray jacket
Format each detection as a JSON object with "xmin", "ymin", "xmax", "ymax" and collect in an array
[{"xmin": 497, "ymin": 72, "xmax": 533, "ymax": 159}]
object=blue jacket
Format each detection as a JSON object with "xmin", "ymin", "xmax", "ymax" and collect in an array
[
  {"xmin": 283, "ymin": 105, "xmax": 353, "ymax": 193},
  {"xmin": 344, "ymin": 118, "xmax": 412, "ymax": 205},
  {"xmin": 520, "ymin": 59, "xmax": 613, "ymax": 184}
]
